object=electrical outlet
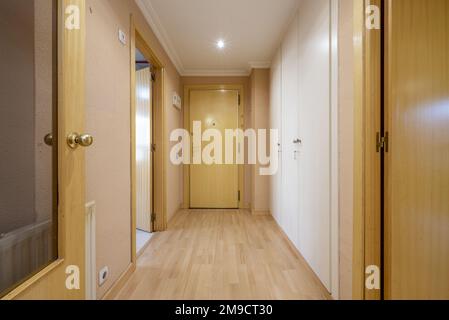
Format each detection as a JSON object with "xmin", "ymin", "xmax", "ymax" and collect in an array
[{"xmin": 98, "ymin": 266, "xmax": 109, "ymax": 287}]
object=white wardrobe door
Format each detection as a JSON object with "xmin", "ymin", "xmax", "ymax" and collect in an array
[
  {"xmin": 281, "ymin": 13, "xmax": 300, "ymax": 248},
  {"xmin": 269, "ymin": 48, "xmax": 283, "ymax": 226},
  {"xmin": 298, "ymin": 0, "xmax": 331, "ymax": 290}
]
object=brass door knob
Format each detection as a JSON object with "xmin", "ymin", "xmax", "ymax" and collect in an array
[
  {"xmin": 67, "ymin": 133, "xmax": 94, "ymax": 149},
  {"xmin": 44, "ymin": 133, "xmax": 54, "ymax": 146}
]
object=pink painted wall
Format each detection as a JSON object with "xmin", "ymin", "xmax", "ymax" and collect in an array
[{"xmin": 250, "ymin": 69, "xmax": 271, "ymax": 214}]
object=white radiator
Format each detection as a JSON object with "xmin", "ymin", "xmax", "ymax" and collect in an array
[{"xmin": 0, "ymin": 220, "xmax": 53, "ymax": 291}]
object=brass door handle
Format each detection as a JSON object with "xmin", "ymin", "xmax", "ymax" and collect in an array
[{"xmin": 67, "ymin": 133, "xmax": 94, "ymax": 149}]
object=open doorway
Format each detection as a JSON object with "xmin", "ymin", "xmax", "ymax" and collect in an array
[
  {"xmin": 130, "ymin": 22, "xmax": 167, "ymax": 264},
  {"xmin": 134, "ymin": 48, "xmax": 154, "ymax": 255}
]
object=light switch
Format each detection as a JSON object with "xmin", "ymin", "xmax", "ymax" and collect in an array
[{"xmin": 118, "ymin": 29, "xmax": 126, "ymax": 45}]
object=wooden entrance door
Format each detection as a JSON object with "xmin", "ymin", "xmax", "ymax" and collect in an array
[
  {"xmin": 384, "ymin": 0, "xmax": 449, "ymax": 299},
  {"xmin": 190, "ymin": 90, "xmax": 239, "ymax": 209}
]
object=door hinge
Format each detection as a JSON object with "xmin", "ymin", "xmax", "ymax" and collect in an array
[
  {"xmin": 151, "ymin": 72, "xmax": 156, "ymax": 82},
  {"xmin": 151, "ymin": 143, "xmax": 156, "ymax": 152},
  {"xmin": 151, "ymin": 213, "xmax": 156, "ymax": 223},
  {"xmin": 376, "ymin": 132, "xmax": 389, "ymax": 153},
  {"xmin": 238, "ymin": 191, "xmax": 241, "ymax": 202},
  {"xmin": 238, "ymin": 94, "xmax": 241, "ymax": 106}
]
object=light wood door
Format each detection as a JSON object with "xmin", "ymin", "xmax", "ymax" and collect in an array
[
  {"xmin": 135, "ymin": 68, "xmax": 152, "ymax": 232},
  {"xmin": 190, "ymin": 90, "xmax": 239, "ymax": 208},
  {"xmin": 3, "ymin": 0, "xmax": 87, "ymax": 300},
  {"xmin": 385, "ymin": 0, "xmax": 449, "ymax": 299}
]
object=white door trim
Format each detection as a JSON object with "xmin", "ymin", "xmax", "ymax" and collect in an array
[{"xmin": 330, "ymin": 0, "xmax": 340, "ymax": 300}]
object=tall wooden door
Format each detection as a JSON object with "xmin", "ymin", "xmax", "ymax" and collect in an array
[
  {"xmin": 1, "ymin": 0, "xmax": 87, "ymax": 300},
  {"xmin": 190, "ymin": 90, "xmax": 239, "ymax": 209},
  {"xmin": 384, "ymin": 0, "xmax": 449, "ymax": 299}
]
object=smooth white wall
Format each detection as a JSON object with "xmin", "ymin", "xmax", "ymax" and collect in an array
[
  {"xmin": 269, "ymin": 0, "xmax": 339, "ymax": 296},
  {"xmin": 269, "ymin": 49, "xmax": 283, "ymax": 224}
]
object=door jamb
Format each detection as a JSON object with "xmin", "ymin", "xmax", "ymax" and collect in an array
[
  {"xmin": 352, "ymin": 0, "xmax": 382, "ymax": 300},
  {"xmin": 183, "ymin": 84, "xmax": 245, "ymax": 210}
]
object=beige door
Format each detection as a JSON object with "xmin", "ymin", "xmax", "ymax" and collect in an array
[
  {"xmin": 1, "ymin": 0, "xmax": 87, "ymax": 300},
  {"xmin": 385, "ymin": 0, "xmax": 449, "ymax": 299},
  {"xmin": 190, "ymin": 90, "xmax": 239, "ymax": 208}
]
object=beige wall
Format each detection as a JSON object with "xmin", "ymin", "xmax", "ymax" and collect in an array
[
  {"xmin": 85, "ymin": 0, "xmax": 181, "ymax": 298},
  {"xmin": 181, "ymin": 76, "xmax": 252, "ymax": 208},
  {"xmin": 338, "ymin": 0, "xmax": 354, "ymax": 300},
  {"xmin": 250, "ymin": 69, "xmax": 270, "ymax": 214},
  {"xmin": 166, "ymin": 73, "xmax": 183, "ymax": 223}
]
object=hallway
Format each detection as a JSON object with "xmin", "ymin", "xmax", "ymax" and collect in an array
[
  {"xmin": 1, "ymin": 0, "xmax": 448, "ymax": 302},
  {"xmin": 113, "ymin": 210, "xmax": 330, "ymax": 300}
]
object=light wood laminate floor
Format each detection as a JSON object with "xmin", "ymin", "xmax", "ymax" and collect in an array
[{"xmin": 113, "ymin": 210, "xmax": 331, "ymax": 300}]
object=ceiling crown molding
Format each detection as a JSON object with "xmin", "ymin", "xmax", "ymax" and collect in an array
[
  {"xmin": 182, "ymin": 69, "xmax": 251, "ymax": 77},
  {"xmin": 135, "ymin": 0, "xmax": 184, "ymax": 75},
  {"xmin": 248, "ymin": 61, "xmax": 272, "ymax": 69}
]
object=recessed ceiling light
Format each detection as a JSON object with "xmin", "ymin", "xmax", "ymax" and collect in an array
[{"xmin": 216, "ymin": 39, "xmax": 225, "ymax": 49}]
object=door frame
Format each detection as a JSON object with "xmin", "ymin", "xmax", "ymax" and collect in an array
[
  {"xmin": 183, "ymin": 84, "xmax": 245, "ymax": 210},
  {"xmin": 3, "ymin": 0, "xmax": 86, "ymax": 300},
  {"xmin": 130, "ymin": 16, "xmax": 167, "ymax": 265},
  {"xmin": 352, "ymin": 0, "xmax": 383, "ymax": 300}
]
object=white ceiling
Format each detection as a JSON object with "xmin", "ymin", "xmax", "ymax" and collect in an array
[{"xmin": 136, "ymin": 0, "xmax": 300, "ymax": 76}]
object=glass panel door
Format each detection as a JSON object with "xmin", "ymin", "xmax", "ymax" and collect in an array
[{"xmin": 0, "ymin": 0, "xmax": 58, "ymax": 296}]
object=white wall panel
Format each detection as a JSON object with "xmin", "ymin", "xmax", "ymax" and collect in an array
[
  {"xmin": 297, "ymin": 0, "xmax": 331, "ymax": 290},
  {"xmin": 281, "ymin": 13, "xmax": 300, "ymax": 247}
]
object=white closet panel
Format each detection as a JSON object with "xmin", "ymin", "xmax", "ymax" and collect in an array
[
  {"xmin": 297, "ymin": 0, "xmax": 331, "ymax": 290},
  {"xmin": 270, "ymin": 0, "xmax": 335, "ymax": 293},
  {"xmin": 269, "ymin": 48, "xmax": 283, "ymax": 225},
  {"xmin": 281, "ymin": 13, "xmax": 300, "ymax": 248}
]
